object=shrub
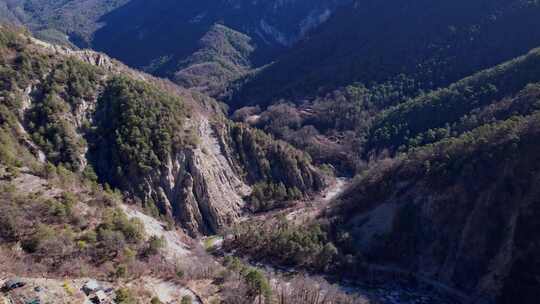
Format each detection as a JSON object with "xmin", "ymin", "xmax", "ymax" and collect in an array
[
  {"xmin": 0, "ymin": 210, "xmax": 18, "ymax": 241},
  {"xmin": 22, "ymin": 224, "xmax": 55, "ymax": 253},
  {"xmin": 143, "ymin": 235, "xmax": 166, "ymax": 257},
  {"xmin": 226, "ymin": 220, "xmax": 340, "ymax": 272},
  {"xmin": 115, "ymin": 288, "xmax": 138, "ymax": 304},
  {"xmin": 181, "ymin": 295, "xmax": 192, "ymax": 304},
  {"xmin": 151, "ymin": 297, "xmax": 163, "ymax": 304},
  {"xmin": 115, "ymin": 264, "xmax": 128, "ymax": 279}
]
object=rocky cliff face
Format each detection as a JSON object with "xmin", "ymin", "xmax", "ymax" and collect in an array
[
  {"xmin": 3, "ymin": 27, "xmax": 325, "ymax": 236},
  {"xmin": 134, "ymin": 119, "xmax": 252, "ymax": 235}
]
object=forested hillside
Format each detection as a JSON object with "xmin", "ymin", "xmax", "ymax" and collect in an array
[
  {"xmin": 233, "ymin": 0, "xmax": 540, "ymax": 107},
  {"xmin": 2, "ymin": 1, "xmax": 540, "ymax": 303},
  {"xmin": 365, "ymin": 47, "xmax": 540, "ymax": 155},
  {"xmin": 324, "ymin": 49, "xmax": 540, "ymax": 303},
  {"xmin": 0, "ymin": 27, "xmax": 358, "ymax": 304},
  {"xmin": 172, "ymin": 24, "xmax": 256, "ymax": 97},
  {"xmin": 90, "ymin": 0, "xmax": 348, "ymax": 70},
  {"xmin": 0, "ymin": 0, "xmax": 129, "ymax": 44},
  {"xmin": 0, "ymin": 25, "xmax": 326, "ymax": 235},
  {"xmin": 0, "ymin": 0, "xmax": 350, "ymax": 97},
  {"xmin": 232, "ymin": 0, "xmax": 540, "ymax": 175},
  {"xmin": 329, "ymin": 109, "xmax": 540, "ymax": 303},
  {"xmin": 224, "ymin": 40, "xmax": 540, "ymax": 304}
]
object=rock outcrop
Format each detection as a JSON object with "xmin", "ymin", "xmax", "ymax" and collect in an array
[{"xmin": 136, "ymin": 119, "xmax": 252, "ymax": 235}]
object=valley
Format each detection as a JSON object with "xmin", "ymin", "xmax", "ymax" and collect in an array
[{"xmin": 1, "ymin": 1, "xmax": 540, "ymax": 303}]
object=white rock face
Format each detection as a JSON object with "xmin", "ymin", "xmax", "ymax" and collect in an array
[
  {"xmin": 141, "ymin": 117, "xmax": 252, "ymax": 235},
  {"xmin": 222, "ymin": 0, "xmax": 352, "ymax": 47}
]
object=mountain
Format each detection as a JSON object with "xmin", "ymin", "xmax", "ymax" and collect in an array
[
  {"xmin": 321, "ymin": 47, "xmax": 540, "ymax": 303},
  {"xmin": 0, "ymin": 25, "xmax": 326, "ymax": 236},
  {"xmin": 332, "ymin": 111, "xmax": 540, "ymax": 303},
  {"xmin": 171, "ymin": 24, "xmax": 256, "ymax": 97},
  {"xmin": 0, "ymin": 0, "xmax": 350, "ymax": 94},
  {"xmin": 0, "ymin": 26, "xmax": 362, "ymax": 304},
  {"xmin": 90, "ymin": 0, "xmax": 349, "ymax": 69},
  {"xmin": 232, "ymin": 0, "xmax": 540, "ymax": 107},
  {"xmin": 229, "ymin": 0, "xmax": 540, "ymax": 175},
  {"xmin": 220, "ymin": 46, "xmax": 540, "ymax": 303},
  {"xmin": 0, "ymin": 0, "xmax": 130, "ymax": 44},
  {"xmin": 3, "ymin": 2, "xmax": 540, "ymax": 303}
]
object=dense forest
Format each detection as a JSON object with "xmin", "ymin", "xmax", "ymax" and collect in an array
[
  {"xmin": 232, "ymin": 0, "xmax": 540, "ymax": 107},
  {"xmin": 232, "ymin": 0, "xmax": 540, "ymax": 173}
]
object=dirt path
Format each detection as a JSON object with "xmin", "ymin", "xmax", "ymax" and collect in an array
[{"xmin": 285, "ymin": 177, "xmax": 351, "ymax": 223}]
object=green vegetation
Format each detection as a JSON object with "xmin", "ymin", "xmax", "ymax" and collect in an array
[
  {"xmin": 226, "ymin": 219, "xmax": 340, "ymax": 272},
  {"xmin": 25, "ymin": 56, "xmax": 103, "ymax": 171},
  {"xmin": 0, "ymin": 25, "xmax": 105, "ymax": 171},
  {"xmin": 222, "ymin": 257, "xmax": 271, "ymax": 303},
  {"xmin": 96, "ymin": 207, "xmax": 146, "ymax": 256},
  {"xmin": 233, "ymin": 0, "xmax": 540, "ymax": 107},
  {"xmin": 249, "ymin": 182, "xmax": 302, "ymax": 212},
  {"xmin": 0, "ymin": 0, "xmax": 130, "ymax": 45},
  {"xmin": 327, "ymin": 109, "xmax": 540, "ymax": 297},
  {"xmin": 221, "ymin": 122, "xmax": 325, "ymax": 195},
  {"xmin": 151, "ymin": 297, "xmax": 163, "ymax": 304},
  {"xmin": 143, "ymin": 235, "xmax": 166, "ymax": 257},
  {"xmin": 0, "ymin": 103, "xmax": 36, "ymax": 168},
  {"xmin": 247, "ymin": 46, "xmax": 540, "ymax": 174},
  {"xmin": 92, "ymin": 76, "xmax": 190, "ymax": 191},
  {"xmin": 173, "ymin": 24, "xmax": 255, "ymax": 97},
  {"xmin": 367, "ymin": 48, "xmax": 540, "ymax": 154},
  {"xmin": 115, "ymin": 287, "xmax": 138, "ymax": 304},
  {"xmin": 0, "ymin": 168, "xmax": 150, "ymax": 273},
  {"xmin": 180, "ymin": 295, "xmax": 193, "ymax": 304}
]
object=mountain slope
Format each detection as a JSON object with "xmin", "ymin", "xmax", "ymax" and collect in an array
[
  {"xmin": 366, "ymin": 46, "xmax": 540, "ymax": 155},
  {"xmin": 0, "ymin": 25, "xmax": 326, "ymax": 236},
  {"xmin": 1, "ymin": 25, "xmax": 379, "ymax": 304},
  {"xmin": 172, "ymin": 24, "xmax": 256, "ymax": 97},
  {"xmin": 232, "ymin": 0, "xmax": 540, "ymax": 107},
  {"xmin": 331, "ymin": 111, "xmax": 540, "ymax": 303},
  {"xmin": 0, "ymin": 0, "xmax": 130, "ymax": 44},
  {"xmin": 0, "ymin": 0, "xmax": 350, "ymax": 96},
  {"xmin": 321, "ymin": 48, "xmax": 540, "ymax": 304},
  {"xmin": 91, "ymin": 0, "xmax": 349, "ymax": 70}
]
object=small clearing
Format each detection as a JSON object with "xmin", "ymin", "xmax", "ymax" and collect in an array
[
  {"xmin": 139, "ymin": 277, "xmax": 201, "ymax": 304},
  {"xmin": 120, "ymin": 205, "xmax": 191, "ymax": 259}
]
